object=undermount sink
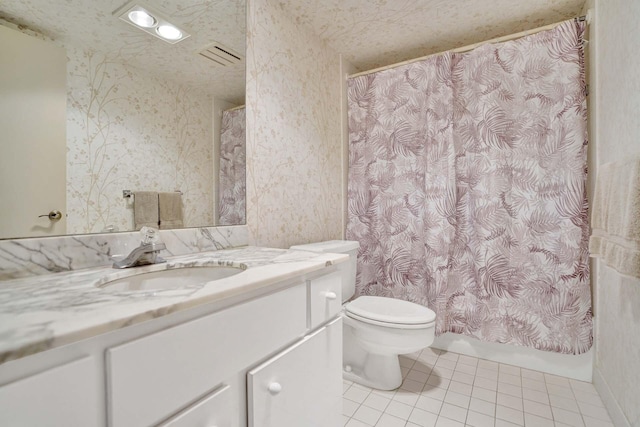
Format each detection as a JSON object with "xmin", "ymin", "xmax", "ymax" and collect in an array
[{"xmin": 96, "ymin": 266, "xmax": 244, "ymax": 292}]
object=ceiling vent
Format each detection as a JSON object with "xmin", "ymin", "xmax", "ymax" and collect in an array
[{"xmin": 198, "ymin": 42, "xmax": 243, "ymax": 66}]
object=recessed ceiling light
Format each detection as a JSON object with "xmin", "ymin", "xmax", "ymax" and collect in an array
[
  {"xmin": 128, "ymin": 9, "xmax": 156, "ymax": 28},
  {"xmin": 156, "ymin": 24, "xmax": 182, "ymax": 41},
  {"xmin": 114, "ymin": 2, "xmax": 190, "ymax": 44}
]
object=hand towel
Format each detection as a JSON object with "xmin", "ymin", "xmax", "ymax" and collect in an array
[
  {"xmin": 133, "ymin": 191, "xmax": 159, "ymax": 230},
  {"xmin": 159, "ymin": 191, "xmax": 184, "ymax": 229},
  {"xmin": 589, "ymin": 158, "xmax": 640, "ymax": 278}
]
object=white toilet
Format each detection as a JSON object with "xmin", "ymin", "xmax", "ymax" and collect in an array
[{"xmin": 290, "ymin": 240, "xmax": 436, "ymax": 390}]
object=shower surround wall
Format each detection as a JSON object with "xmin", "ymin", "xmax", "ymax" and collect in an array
[
  {"xmin": 246, "ymin": 0, "xmax": 343, "ymax": 248},
  {"xmin": 591, "ymin": 1, "xmax": 640, "ymax": 426},
  {"xmin": 66, "ymin": 46, "xmax": 214, "ymax": 234}
]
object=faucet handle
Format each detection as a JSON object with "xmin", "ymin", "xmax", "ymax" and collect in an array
[{"xmin": 140, "ymin": 226, "xmax": 161, "ymax": 245}]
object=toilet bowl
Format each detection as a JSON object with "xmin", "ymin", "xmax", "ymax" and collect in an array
[{"xmin": 290, "ymin": 240, "xmax": 437, "ymax": 391}]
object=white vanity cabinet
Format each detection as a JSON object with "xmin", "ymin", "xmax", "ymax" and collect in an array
[
  {"xmin": 0, "ymin": 356, "xmax": 101, "ymax": 426},
  {"xmin": 0, "ymin": 267, "xmax": 344, "ymax": 427},
  {"xmin": 248, "ymin": 317, "xmax": 342, "ymax": 427}
]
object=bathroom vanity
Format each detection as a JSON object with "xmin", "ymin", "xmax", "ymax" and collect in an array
[{"xmin": 0, "ymin": 247, "xmax": 346, "ymax": 427}]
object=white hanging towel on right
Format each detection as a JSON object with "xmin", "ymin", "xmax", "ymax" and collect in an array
[{"xmin": 589, "ymin": 158, "xmax": 640, "ymax": 278}]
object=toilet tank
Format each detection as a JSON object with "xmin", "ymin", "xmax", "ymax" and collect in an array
[{"xmin": 289, "ymin": 240, "xmax": 360, "ymax": 302}]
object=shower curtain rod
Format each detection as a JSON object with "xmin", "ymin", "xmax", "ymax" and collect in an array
[
  {"xmin": 349, "ymin": 13, "xmax": 590, "ymax": 79},
  {"xmin": 225, "ymin": 104, "xmax": 246, "ymax": 112}
]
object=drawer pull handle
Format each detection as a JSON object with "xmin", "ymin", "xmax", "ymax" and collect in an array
[
  {"xmin": 268, "ymin": 382, "xmax": 282, "ymax": 394},
  {"xmin": 325, "ymin": 291, "xmax": 337, "ymax": 300}
]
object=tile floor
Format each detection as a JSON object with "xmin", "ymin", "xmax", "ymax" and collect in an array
[{"xmin": 342, "ymin": 348, "xmax": 613, "ymax": 427}]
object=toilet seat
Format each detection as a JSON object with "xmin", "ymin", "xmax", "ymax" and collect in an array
[{"xmin": 345, "ymin": 296, "xmax": 436, "ymax": 329}]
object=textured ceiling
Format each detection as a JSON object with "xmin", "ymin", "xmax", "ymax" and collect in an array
[
  {"xmin": 0, "ymin": 0, "xmax": 246, "ymax": 103},
  {"xmin": 0, "ymin": 0, "xmax": 587, "ymax": 101},
  {"xmin": 278, "ymin": 0, "xmax": 587, "ymax": 72}
]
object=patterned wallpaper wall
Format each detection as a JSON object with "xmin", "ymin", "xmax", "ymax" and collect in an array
[
  {"xmin": 66, "ymin": 45, "xmax": 214, "ymax": 234},
  {"xmin": 246, "ymin": 0, "xmax": 343, "ymax": 248},
  {"xmin": 592, "ymin": 0, "xmax": 640, "ymax": 425}
]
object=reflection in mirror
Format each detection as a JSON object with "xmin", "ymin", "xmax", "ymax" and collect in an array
[{"xmin": 0, "ymin": 0, "xmax": 246, "ymax": 240}]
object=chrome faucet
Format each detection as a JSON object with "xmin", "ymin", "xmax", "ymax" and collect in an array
[{"xmin": 113, "ymin": 227, "xmax": 167, "ymax": 269}]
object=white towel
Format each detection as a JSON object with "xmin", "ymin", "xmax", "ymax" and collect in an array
[
  {"xmin": 589, "ymin": 158, "xmax": 640, "ymax": 278},
  {"xmin": 159, "ymin": 192, "xmax": 184, "ymax": 229},
  {"xmin": 133, "ymin": 191, "xmax": 159, "ymax": 230}
]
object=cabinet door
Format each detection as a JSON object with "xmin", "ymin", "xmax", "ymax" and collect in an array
[
  {"xmin": 0, "ymin": 357, "xmax": 99, "ymax": 427},
  {"xmin": 248, "ymin": 317, "xmax": 342, "ymax": 427},
  {"xmin": 158, "ymin": 384, "xmax": 233, "ymax": 427}
]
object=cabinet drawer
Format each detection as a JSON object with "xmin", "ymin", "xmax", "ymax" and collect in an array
[
  {"xmin": 159, "ymin": 384, "xmax": 233, "ymax": 427},
  {"xmin": 309, "ymin": 272, "xmax": 342, "ymax": 329},
  {"xmin": 107, "ymin": 284, "xmax": 307, "ymax": 427},
  {"xmin": 0, "ymin": 357, "xmax": 99, "ymax": 427},
  {"xmin": 248, "ymin": 317, "xmax": 342, "ymax": 427}
]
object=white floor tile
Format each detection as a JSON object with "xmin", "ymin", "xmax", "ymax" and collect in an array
[
  {"xmin": 408, "ymin": 407, "xmax": 438, "ymax": 427},
  {"xmin": 551, "ymin": 406, "xmax": 585, "ymax": 427},
  {"xmin": 385, "ymin": 400, "xmax": 413, "ymax": 420},
  {"xmin": 342, "ymin": 350, "xmax": 612, "ymax": 427},
  {"xmin": 523, "ymin": 399, "xmax": 552, "ymax": 419},
  {"xmin": 363, "ymin": 393, "xmax": 391, "ymax": 411},
  {"xmin": 344, "ymin": 397, "xmax": 360, "ymax": 417},
  {"xmin": 497, "ymin": 382, "xmax": 523, "ymax": 398},
  {"xmin": 346, "ymin": 418, "xmax": 374, "ymax": 427},
  {"xmin": 524, "ymin": 412, "xmax": 555, "ymax": 427},
  {"xmin": 415, "ymin": 395, "xmax": 443, "ymax": 414},
  {"xmin": 451, "ymin": 370, "xmax": 475, "ymax": 385},
  {"xmin": 393, "ymin": 389, "xmax": 420, "ymax": 406},
  {"xmin": 345, "ymin": 386, "xmax": 372, "ymax": 403},
  {"xmin": 522, "ymin": 388, "xmax": 549, "ymax": 404},
  {"xmin": 407, "ymin": 369, "xmax": 431, "ymax": 383},
  {"xmin": 375, "ymin": 413, "xmax": 406, "ymax": 427},
  {"xmin": 577, "ymin": 400, "xmax": 612, "ymax": 421},
  {"xmin": 472, "ymin": 385, "xmax": 498, "ymax": 403},
  {"xmin": 454, "ymin": 362, "xmax": 476, "ymax": 375},
  {"xmin": 497, "ymin": 393, "xmax": 523, "ymax": 411},
  {"xmin": 478, "ymin": 360, "xmax": 499, "ymax": 371},
  {"xmin": 522, "ymin": 377, "xmax": 547, "ymax": 392},
  {"xmin": 439, "ymin": 402, "xmax": 468, "ymax": 423},
  {"xmin": 466, "ymin": 410, "xmax": 495, "ymax": 427},
  {"xmin": 496, "ymin": 404, "xmax": 524, "ymax": 426},
  {"xmin": 402, "ymin": 378, "xmax": 427, "ymax": 393},
  {"xmin": 499, "ymin": 372, "xmax": 522, "ymax": 387},
  {"xmin": 435, "ymin": 417, "xmax": 464, "ymax": 427},
  {"xmin": 583, "ymin": 415, "xmax": 614, "ymax": 427},
  {"xmin": 499, "ymin": 364, "xmax": 521, "ymax": 376},
  {"xmin": 549, "ymin": 394, "xmax": 579, "ymax": 412},
  {"xmin": 353, "ymin": 405, "xmax": 383, "ymax": 426},
  {"xmin": 448, "ymin": 380, "xmax": 472, "ymax": 396},
  {"xmin": 469, "ymin": 396, "xmax": 496, "ymax": 416},
  {"xmin": 476, "ymin": 367, "xmax": 499, "ymax": 381},
  {"xmin": 474, "ymin": 376, "xmax": 498, "ymax": 391}
]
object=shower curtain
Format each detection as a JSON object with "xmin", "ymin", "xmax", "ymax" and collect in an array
[
  {"xmin": 219, "ymin": 107, "xmax": 246, "ymax": 225},
  {"xmin": 346, "ymin": 20, "xmax": 592, "ymax": 354}
]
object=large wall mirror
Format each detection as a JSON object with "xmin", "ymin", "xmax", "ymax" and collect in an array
[{"xmin": 0, "ymin": 0, "xmax": 246, "ymax": 240}]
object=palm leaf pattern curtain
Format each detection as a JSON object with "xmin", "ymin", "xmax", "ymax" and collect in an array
[
  {"xmin": 346, "ymin": 20, "xmax": 591, "ymax": 354},
  {"xmin": 219, "ymin": 107, "xmax": 246, "ymax": 225}
]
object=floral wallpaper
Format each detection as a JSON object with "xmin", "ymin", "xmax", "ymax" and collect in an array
[
  {"xmin": 245, "ymin": 0, "xmax": 343, "ymax": 248},
  {"xmin": 66, "ymin": 46, "xmax": 214, "ymax": 234},
  {"xmin": 218, "ymin": 107, "xmax": 246, "ymax": 225},
  {"xmin": 347, "ymin": 21, "xmax": 592, "ymax": 354}
]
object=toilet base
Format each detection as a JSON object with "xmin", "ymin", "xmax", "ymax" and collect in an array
[{"xmin": 343, "ymin": 352, "xmax": 403, "ymax": 391}]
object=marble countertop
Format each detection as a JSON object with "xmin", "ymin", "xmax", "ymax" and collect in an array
[{"xmin": 0, "ymin": 247, "xmax": 348, "ymax": 365}]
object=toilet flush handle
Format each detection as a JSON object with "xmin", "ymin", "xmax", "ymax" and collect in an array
[{"xmin": 324, "ymin": 291, "xmax": 337, "ymax": 300}]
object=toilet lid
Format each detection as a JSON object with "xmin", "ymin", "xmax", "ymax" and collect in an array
[{"xmin": 345, "ymin": 296, "xmax": 436, "ymax": 326}]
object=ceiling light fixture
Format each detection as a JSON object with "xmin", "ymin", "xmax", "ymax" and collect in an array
[{"xmin": 114, "ymin": 2, "xmax": 190, "ymax": 44}]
